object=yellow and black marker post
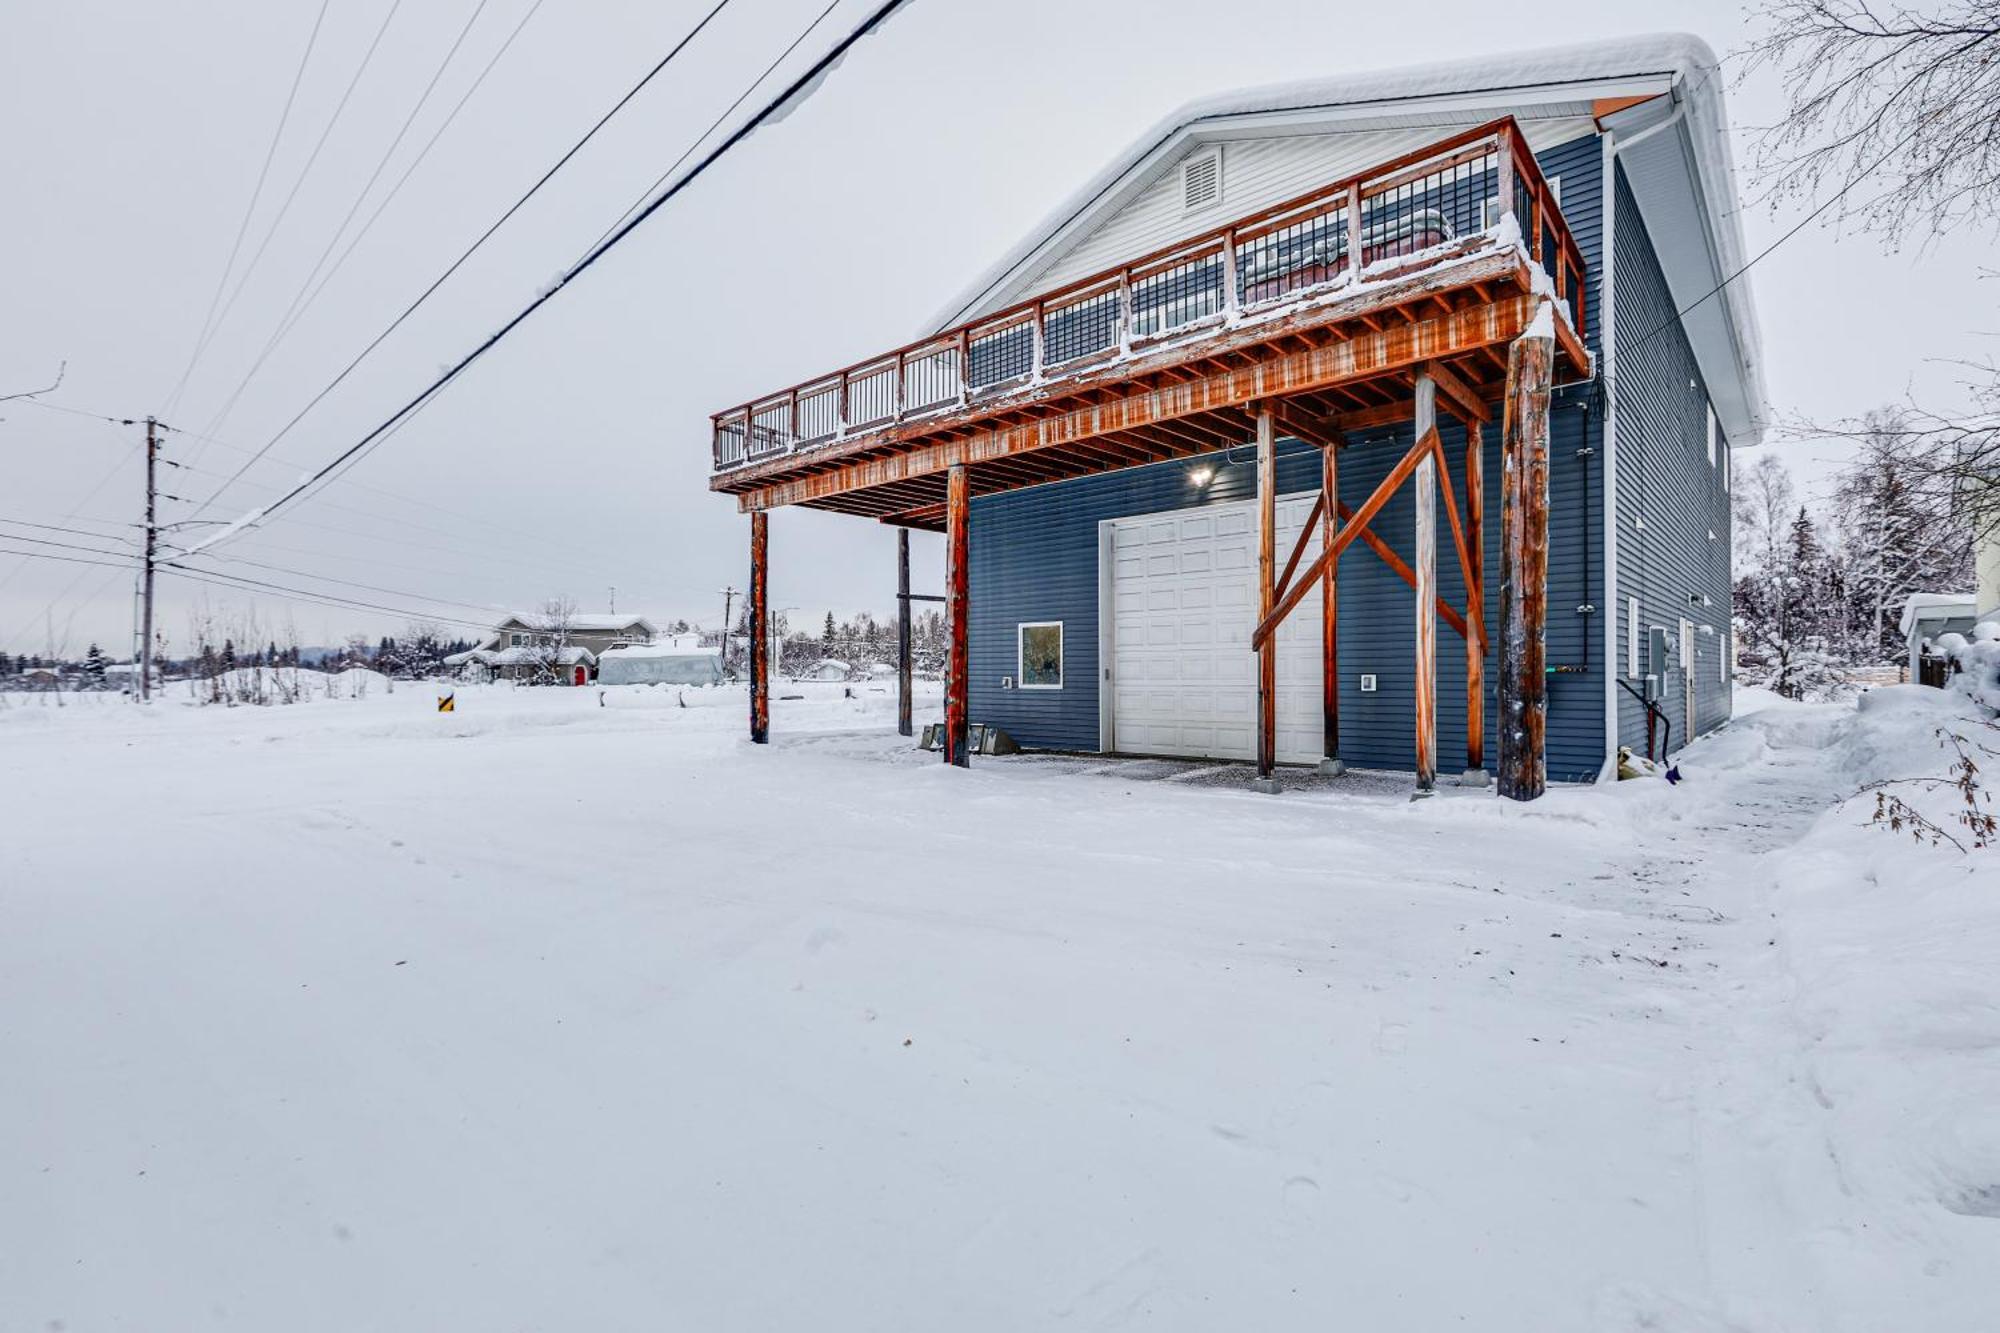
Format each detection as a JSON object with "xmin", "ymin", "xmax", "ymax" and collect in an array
[{"xmin": 438, "ymin": 690, "xmax": 455, "ymax": 713}]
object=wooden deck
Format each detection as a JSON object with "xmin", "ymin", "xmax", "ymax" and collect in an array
[
  {"xmin": 710, "ymin": 118, "xmax": 1589, "ymax": 529},
  {"xmin": 713, "ymin": 118, "xmax": 1587, "ymax": 800}
]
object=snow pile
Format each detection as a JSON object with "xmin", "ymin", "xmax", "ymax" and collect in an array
[
  {"xmin": 1943, "ymin": 619, "xmax": 2000, "ymax": 710},
  {"xmin": 1745, "ymin": 687, "xmax": 2000, "ymax": 1328}
]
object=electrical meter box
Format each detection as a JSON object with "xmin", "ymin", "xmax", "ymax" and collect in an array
[{"xmin": 1645, "ymin": 625, "xmax": 1671, "ymax": 700}]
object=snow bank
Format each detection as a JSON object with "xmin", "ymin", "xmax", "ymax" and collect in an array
[
  {"xmin": 1942, "ymin": 622, "xmax": 2000, "ymax": 711},
  {"xmin": 1740, "ymin": 688, "xmax": 2000, "ymax": 1327}
]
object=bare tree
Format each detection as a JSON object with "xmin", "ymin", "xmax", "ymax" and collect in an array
[
  {"xmin": 0, "ymin": 360, "xmax": 65, "ymax": 405},
  {"xmin": 530, "ymin": 595, "xmax": 579, "ymax": 684},
  {"xmin": 1747, "ymin": 1, "xmax": 2000, "ymax": 244},
  {"xmin": 1747, "ymin": 1, "xmax": 2000, "ymax": 547}
]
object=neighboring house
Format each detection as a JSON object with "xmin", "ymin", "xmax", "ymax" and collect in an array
[
  {"xmin": 708, "ymin": 35, "xmax": 1761, "ymax": 795},
  {"xmin": 444, "ymin": 643, "xmax": 598, "ymax": 684},
  {"xmin": 482, "ymin": 613, "xmax": 656, "ymax": 659},
  {"xmin": 798, "ymin": 658, "xmax": 852, "ymax": 682},
  {"xmin": 446, "ymin": 613, "xmax": 658, "ymax": 684}
]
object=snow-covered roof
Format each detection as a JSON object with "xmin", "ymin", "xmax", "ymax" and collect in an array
[
  {"xmin": 477, "ymin": 645, "xmax": 598, "ymax": 666},
  {"xmin": 1898, "ymin": 592, "xmax": 1979, "ymax": 636},
  {"xmin": 932, "ymin": 33, "xmax": 1766, "ymax": 445},
  {"xmin": 599, "ymin": 643, "xmax": 718, "ymax": 660},
  {"xmin": 495, "ymin": 614, "xmax": 656, "ymax": 634}
]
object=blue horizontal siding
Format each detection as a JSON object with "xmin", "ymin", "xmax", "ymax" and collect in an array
[
  {"xmin": 966, "ymin": 134, "xmax": 1608, "ymax": 781},
  {"xmin": 1609, "ymin": 164, "xmax": 1734, "ymax": 756}
]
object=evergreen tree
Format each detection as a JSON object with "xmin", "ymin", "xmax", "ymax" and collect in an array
[
  {"xmin": 822, "ymin": 612, "xmax": 837, "ymax": 660},
  {"xmin": 82, "ymin": 643, "xmax": 108, "ymax": 688},
  {"xmin": 1830, "ymin": 410, "xmax": 1977, "ymax": 662}
]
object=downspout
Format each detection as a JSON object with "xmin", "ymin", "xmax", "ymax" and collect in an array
[{"xmin": 1592, "ymin": 90, "xmax": 1687, "ymax": 780}]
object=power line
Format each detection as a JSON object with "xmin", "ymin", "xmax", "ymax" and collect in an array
[
  {"xmin": 160, "ymin": 0, "xmax": 333, "ymax": 418},
  {"xmin": 8, "ymin": 396, "xmax": 139, "ymax": 427},
  {"xmin": 174, "ymin": 0, "xmax": 407, "ymax": 420},
  {"xmin": 0, "ymin": 412, "xmax": 146, "ymax": 601},
  {"xmin": 1605, "ymin": 115, "xmax": 1935, "ymax": 382},
  {"xmin": 186, "ymin": 0, "xmax": 735, "ymax": 521},
  {"xmin": 0, "ymin": 530, "xmax": 134, "ymax": 560},
  {"xmin": 161, "ymin": 565, "xmax": 497, "ymax": 633},
  {"xmin": 585, "ymin": 0, "xmax": 841, "ymax": 255},
  {"xmin": 169, "ymin": 549, "xmax": 506, "ymax": 619},
  {"xmin": 189, "ymin": 0, "xmax": 914, "ymax": 553},
  {"xmin": 183, "ymin": 0, "xmax": 500, "ymax": 463},
  {"xmin": 0, "ymin": 517, "xmax": 136, "ymax": 545}
]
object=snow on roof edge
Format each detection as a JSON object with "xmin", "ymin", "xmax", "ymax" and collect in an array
[
  {"xmin": 925, "ymin": 33, "xmax": 1764, "ymax": 439},
  {"xmin": 1899, "ymin": 591, "xmax": 1979, "ymax": 636}
]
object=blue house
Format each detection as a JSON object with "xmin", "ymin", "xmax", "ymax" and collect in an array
[{"xmin": 712, "ymin": 35, "xmax": 1764, "ymax": 797}]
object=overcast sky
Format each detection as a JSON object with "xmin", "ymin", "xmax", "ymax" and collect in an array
[{"xmin": 3, "ymin": 0, "xmax": 1992, "ymax": 658}]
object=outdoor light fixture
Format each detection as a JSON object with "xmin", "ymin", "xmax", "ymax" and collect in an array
[{"xmin": 1188, "ymin": 466, "xmax": 1214, "ymax": 488}]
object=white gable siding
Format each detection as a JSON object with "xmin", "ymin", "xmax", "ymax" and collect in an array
[{"xmin": 976, "ymin": 115, "xmax": 1597, "ymax": 320}]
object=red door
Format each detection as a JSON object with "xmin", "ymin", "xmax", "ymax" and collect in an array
[{"xmin": 573, "ymin": 664, "xmax": 587, "ymax": 686}]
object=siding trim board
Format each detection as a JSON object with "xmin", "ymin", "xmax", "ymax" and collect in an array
[{"xmin": 1597, "ymin": 129, "xmax": 1623, "ymax": 772}]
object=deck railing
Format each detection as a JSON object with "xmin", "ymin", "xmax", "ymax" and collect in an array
[{"xmin": 713, "ymin": 117, "xmax": 1584, "ymax": 472}]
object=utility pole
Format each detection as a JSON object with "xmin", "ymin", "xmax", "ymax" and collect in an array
[
  {"xmin": 140, "ymin": 416, "xmax": 158, "ymax": 703},
  {"xmin": 718, "ymin": 585, "xmax": 738, "ymax": 670}
]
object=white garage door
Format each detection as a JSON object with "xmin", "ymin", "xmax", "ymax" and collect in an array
[{"xmin": 1106, "ymin": 494, "xmax": 1325, "ymax": 763}]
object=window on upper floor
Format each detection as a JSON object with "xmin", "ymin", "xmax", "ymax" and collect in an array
[{"xmin": 1706, "ymin": 402, "xmax": 1718, "ymax": 467}]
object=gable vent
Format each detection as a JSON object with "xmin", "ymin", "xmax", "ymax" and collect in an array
[{"xmin": 1181, "ymin": 149, "xmax": 1221, "ymax": 213}]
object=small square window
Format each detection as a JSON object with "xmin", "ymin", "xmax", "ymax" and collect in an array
[{"xmin": 1018, "ymin": 622, "xmax": 1063, "ymax": 690}]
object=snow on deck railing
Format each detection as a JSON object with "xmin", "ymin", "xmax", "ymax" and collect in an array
[{"xmin": 711, "ymin": 117, "xmax": 1584, "ymax": 473}]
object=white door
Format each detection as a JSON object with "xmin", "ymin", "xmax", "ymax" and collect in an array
[{"xmin": 1106, "ymin": 494, "xmax": 1323, "ymax": 763}]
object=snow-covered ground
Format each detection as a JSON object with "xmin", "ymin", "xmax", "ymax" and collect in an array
[{"xmin": 3, "ymin": 680, "xmax": 1996, "ymax": 1330}]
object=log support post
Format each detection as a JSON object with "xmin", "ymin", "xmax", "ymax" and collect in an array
[
  {"xmin": 1499, "ymin": 306, "xmax": 1554, "ymax": 800},
  {"xmin": 1464, "ymin": 420, "xmax": 1489, "ymax": 785},
  {"xmin": 897, "ymin": 526, "xmax": 913, "ymax": 738},
  {"xmin": 943, "ymin": 464, "xmax": 971, "ymax": 767},
  {"xmin": 1318, "ymin": 436, "xmax": 1344, "ymax": 776},
  {"xmin": 1413, "ymin": 374, "xmax": 1438, "ymax": 795},
  {"xmin": 749, "ymin": 509, "xmax": 769, "ymax": 745},
  {"xmin": 1254, "ymin": 407, "xmax": 1279, "ymax": 793}
]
